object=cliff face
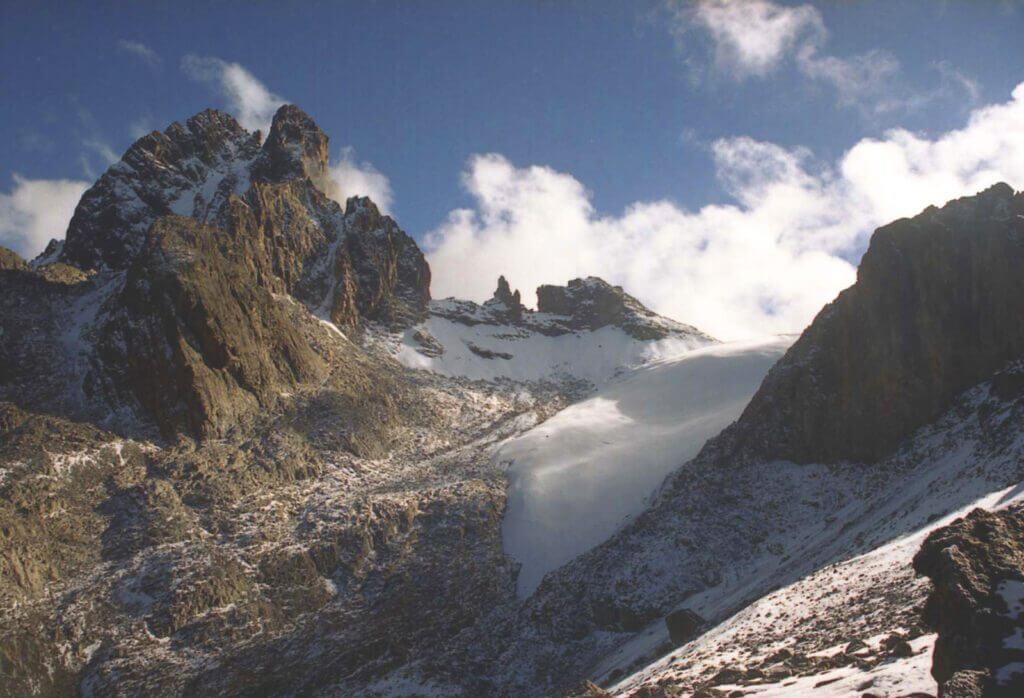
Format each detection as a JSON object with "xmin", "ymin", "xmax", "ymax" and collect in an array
[
  {"xmin": 736, "ymin": 183, "xmax": 1024, "ymax": 463},
  {"xmin": 91, "ymin": 216, "xmax": 326, "ymax": 439}
]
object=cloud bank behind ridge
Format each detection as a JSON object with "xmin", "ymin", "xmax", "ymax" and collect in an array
[{"xmin": 425, "ymin": 83, "xmax": 1024, "ymax": 340}]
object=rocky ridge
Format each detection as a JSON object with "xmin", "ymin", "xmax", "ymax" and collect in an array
[{"xmin": 429, "ymin": 275, "xmax": 710, "ymax": 342}]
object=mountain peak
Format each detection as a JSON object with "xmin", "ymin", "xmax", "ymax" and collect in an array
[{"xmin": 252, "ymin": 104, "xmax": 330, "ymax": 192}]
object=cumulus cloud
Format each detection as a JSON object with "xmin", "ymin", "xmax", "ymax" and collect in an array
[
  {"xmin": 0, "ymin": 175, "xmax": 89, "ymax": 259},
  {"xmin": 424, "ymin": 83, "xmax": 1024, "ymax": 340},
  {"xmin": 117, "ymin": 39, "xmax": 160, "ymax": 67},
  {"xmin": 181, "ymin": 54, "xmax": 285, "ymax": 134},
  {"xmin": 329, "ymin": 147, "xmax": 394, "ymax": 213}
]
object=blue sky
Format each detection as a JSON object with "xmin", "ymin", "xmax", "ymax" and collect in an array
[{"xmin": 2, "ymin": 1, "xmax": 1024, "ymax": 338}]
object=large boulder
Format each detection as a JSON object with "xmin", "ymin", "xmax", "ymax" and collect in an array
[{"xmin": 913, "ymin": 505, "xmax": 1024, "ymax": 697}]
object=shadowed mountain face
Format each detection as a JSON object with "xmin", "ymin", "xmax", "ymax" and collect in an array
[{"xmin": 735, "ymin": 182, "xmax": 1024, "ymax": 463}]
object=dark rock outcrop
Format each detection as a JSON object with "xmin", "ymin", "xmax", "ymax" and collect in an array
[
  {"xmin": 736, "ymin": 183, "xmax": 1024, "ymax": 463},
  {"xmin": 666, "ymin": 608, "xmax": 705, "ymax": 646},
  {"xmin": 913, "ymin": 505, "xmax": 1024, "ymax": 697},
  {"xmin": 486, "ymin": 275, "xmax": 525, "ymax": 322},
  {"xmin": 327, "ymin": 197, "xmax": 431, "ymax": 329},
  {"xmin": 251, "ymin": 104, "xmax": 331, "ymax": 192}
]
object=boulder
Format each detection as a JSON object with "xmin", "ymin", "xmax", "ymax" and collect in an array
[
  {"xmin": 913, "ymin": 505, "xmax": 1024, "ymax": 696},
  {"xmin": 666, "ymin": 608, "xmax": 704, "ymax": 646}
]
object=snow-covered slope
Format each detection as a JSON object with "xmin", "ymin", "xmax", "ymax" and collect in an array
[
  {"xmin": 392, "ymin": 314, "xmax": 709, "ymax": 385},
  {"xmin": 611, "ymin": 477, "xmax": 1024, "ymax": 697},
  {"xmin": 499, "ymin": 337, "xmax": 792, "ymax": 596},
  {"xmin": 587, "ymin": 375, "xmax": 1024, "ymax": 696}
]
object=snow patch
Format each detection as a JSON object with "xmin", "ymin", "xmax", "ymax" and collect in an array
[{"xmin": 393, "ymin": 316, "xmax": 711, "ymax": 385}]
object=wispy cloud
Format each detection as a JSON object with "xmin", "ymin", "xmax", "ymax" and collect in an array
[
  {"xmin": 128, "ymin": 116, "xmax": 155, "ymax": 140},
  {"xmin": 425, "ymin": 83, "xmax": 1024, "ymax": 340},
  {"xmin": 329, "ymin": 147, "xmax": 394, "ymax": 214},
  {"xmin": 669, "ymin": 0, "xmax": 976, "ymax": 116},
  {"xmin": 180, "ymin": 54, "xmax": 284, "ymax": 134},
  {"xmin": 116, "ymin": 39, "xmax": 160, "ymax": 68},
  {"xmin": 0, "ymin": 175, "xmax": 89, "ymax": 259},
  {"xmin": 180, "ymin": 56, "xmax": 395, "ymax": 211},
  {"xmin": 679, "ymin": 0, "xmax": 824, "ymax": 79}
]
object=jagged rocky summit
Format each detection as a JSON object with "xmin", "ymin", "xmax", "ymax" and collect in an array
[
  {"xmin": 2, "ymin": 104, "xmax": 430, "ymax": 440},
  {"xmin": 431, "ymin": 274, "xmax": 710, "ymax": 341}
]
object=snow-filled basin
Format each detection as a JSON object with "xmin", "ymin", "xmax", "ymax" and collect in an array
[{"xmin": 500, "ymin": 336, "xmax": 793, "ymax": 597}]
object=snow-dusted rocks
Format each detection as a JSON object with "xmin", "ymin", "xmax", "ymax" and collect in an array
[
  {"xmin": 60, "ymin": 108, "xmax": 261, "ymax": 271},
  {"xmin": 390, "ymin": 275, "xmax": 713, "ymax": 384},
  {"xmin": 914, "ymin": 501, "xmax": 1024, "ymax": 695}
]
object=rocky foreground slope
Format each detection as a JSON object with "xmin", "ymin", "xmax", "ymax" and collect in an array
[{"xmin": 1, "ymin": 103, "xmax": 1023, "ymax": 698}]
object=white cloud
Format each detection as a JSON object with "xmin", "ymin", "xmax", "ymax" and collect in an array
[
  {"xmin": 181, "ymin": 54, "xmax": 285, "ymax": 134},
  {"xmin": 674, "ymin": 0, "xmax": 977, "ymax": 115},
  {"xmin": 117, "ymin": 39, "xmax": 160, "ymax": 67},
  {"xmin": 685, "ymin": 0, "xmax": 824, "ymax": 78},
  {"xmin": 329, "ymin": 147, "xmax": 394, "ymax": 214},
  {"xmin": 0, "ymin": 175, "xmax": 89, "ymax": 259},
  {"xmin": 129, "ymin": 116, "xmax": 155, "ymax": 140},
  {"xmin": 424, "ymin": 83, "xmax": 1024, "ymax": 341},
  {"xmin": 83, "ymin": 138, "xmax": 119, "ymax": 166}
]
